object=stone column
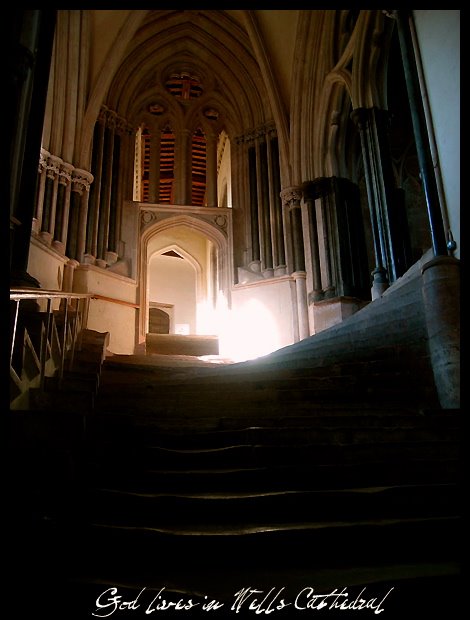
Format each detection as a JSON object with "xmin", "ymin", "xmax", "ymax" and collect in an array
[
  {"xmin": 257, "ymin": 136, "xmax": 273, "ymax": 276},
  {"xmin": 107, "ymin": 132, "xmax": 121, "ymax": 260},
  {"xmin": 294, "ymin": 271, "xmax": 310, "ymax": 340},
  {"xmin": 268, "ymin": 133, "xmax": 286, "ymax": 275},
  {"xmin": 72, "ymin": 168, "xmax": 93, "ymax": 263},
  {"xmin": 248, "ymin": 144, "xmax": 261, "ymax": 269},
  {"xmin": 281, "ymin": 187, "xmax": 305, "ymax": 273},
  {"xmin": 231, "ymin": 136, "xmax": 250, "ymax": 274},
  {"xmin": 351, "ymin": 108, "xmax": 391, "ymax": 299},
  {"xmin": 39, "ymin": 154, "xmax": 62, "ymax": 244},
  {"xmin": 34, "ymin": 148, "xmax": 49, "ymax": 233},
  {"xmin": 302, "ymin": 180, "xmax": 323, "ymax": 302},
  {"xmin": 97, "ymin": 112, "xmax": 116, "ymax": 264},
  {"xmin": 52, "ymin": 161, "xmax": 74, "ymax": 254},
  {"xmin": 206, "ymin": 131, "xmax": 218, "ymax": 207},
  {"xmin": 62, "ymin": 258, "xmax": 79, "ymax": 292},
  {"xmin": 281, "ymin": 186, "xmax": 309, "ymax": 339},
  {"xmin": 85, "ymin": 111, "xmax": 106, "ymax": 261}
]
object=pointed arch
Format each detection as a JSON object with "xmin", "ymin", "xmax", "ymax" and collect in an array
[{"xmin": 139, "ymin": 214, "xmax": 230, "ymax": 342}]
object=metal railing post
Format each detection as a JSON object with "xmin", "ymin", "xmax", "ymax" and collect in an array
[
  {"xmin": 39, "ymin": 298, "xmax": 52, "ymax": 392},
  {"xmin": 59, "ymin": 298, "xmax": 69, "ymax": 386},
  {"xmin": 10, "ymin": 300, "xmax": 20, "ymax": 367}
]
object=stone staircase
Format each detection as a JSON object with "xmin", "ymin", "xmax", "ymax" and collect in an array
[
  {"xmin": 10, "ymin": 347, "xmax": 460, "ymax": 619},
  {"xmin": 6, "ymin": 261, "xmax": 461, "ymax": 618}
]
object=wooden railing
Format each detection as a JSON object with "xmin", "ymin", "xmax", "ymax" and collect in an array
[{"xmin": 10, "ymin": 288, "xmax": 92, "ymax": 406}]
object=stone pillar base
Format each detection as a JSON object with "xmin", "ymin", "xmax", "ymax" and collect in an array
[
  {"xmin": 52, "ymin": 240, "xmax": 66, "ymax": 254},
  {"xmin": 82, "ymin": 253, "xmax": 95, "ymax": 265},
  {"xmin": 95, "ymin": 258, "xmax": 107, "ymax": 269},
  {"xmin": 274, "ymin": 265, "xmax": 287, "ymax": 276},
  {"xmin": 262, "ymin": 268, "xmax": 274, "ymax": 279},
  {"xmin": 105, "ymin": 251, "xmax": 119, "ymax": 265},
  {"xmin": 312, "ymin": 296, "xmax": 369, "ymax": 334},
  {"xmin": 421, "ymin": 256, "xmax": 460, "ymax": 409},
  {"xmin": 38, "ymin": 231, "xmax": 52, "ymax": 245},
  {"xmin": 62, "ymin": 259, "xmax": 80, "ymax": 292},
  {"xmin": 371, "ymin": 268, "xmax": 389, "ymax": 300},
  {"xmin": 248, "ymin": 260, "xmax": 262, "ymax": 273}
]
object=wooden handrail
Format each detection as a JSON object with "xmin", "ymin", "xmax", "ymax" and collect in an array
[
  {"xmin": 10, "ymin": 288, "xmax": 91, "ymax": 301},
  {"xmin": 90, "ymin": 293, "xmax": 140, "ymax": 309}
]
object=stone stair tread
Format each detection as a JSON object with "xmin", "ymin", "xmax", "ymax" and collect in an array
[
  {"xmin": 86, "ymin": 481, "xmax": 458, "ymax": 500},
  {"xmin": 86, "ymin": 514, "xmax": 459, "ymax": 536}
]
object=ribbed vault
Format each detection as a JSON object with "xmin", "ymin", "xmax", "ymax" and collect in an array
[{"xmin": 105, "ymin": 10, "xmax": 271, "ymax": 136}]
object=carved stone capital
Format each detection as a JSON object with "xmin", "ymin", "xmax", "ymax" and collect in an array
[
  {"xmin": 350, "ymin": 107, "xmax": 369, "ymax": 130},
  {"xmin": 280, "ymin": 186, "xmax": 303, "ymax": 208},
  {"xmin": 235, "ymin": 122, "xmax": 277, "ymax": 144},
  {"xmin": 72, "ymin": 168, "xmax": 94, "ymax": 194},
  {"xmin": 45, "ymin": 154, "xmax": 63, "ymax": 180},
  {"xmin": 115, "ymin": 115, "xmax": 130, "ymax": 135},
  {"xmin": 302, "ymin": 178, "xmax": 331, "ymax": 201},
  {"xmin": 39, "ymin": 148, "xmax": 50, "ymax": 172},
  {"xmin": 59, "ymin": 162, "xmax": 74, "ymax": 186},
  {"xmin": 98, "ymin": 106, "xmax": 108, "ymax": 124},
  {"xmin": 107, "ymin": 110, "xmax": 117, "ymax": 131}
]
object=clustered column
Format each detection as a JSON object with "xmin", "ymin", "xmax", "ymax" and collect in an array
[
  {"xmin": 302, "ymin": 177, "xmax": 370, "ymax": 304},
  {"xmin": 281, "ymin": 186, "xmax": 309, "ymax": 339},
  {"xmin": 239, "ymin": 123, "xmax": 286, "ymax": 277},
  {"xmin": 83, "ymin": 106, "xmax": 129, "ymax": 267},
  {"xmin": 34, "ymin": 149, "xmax": 89, "ymax": 261},
  {"xmin": 351, "ymin": 107, "xmax": 412, "ymax": 298}
]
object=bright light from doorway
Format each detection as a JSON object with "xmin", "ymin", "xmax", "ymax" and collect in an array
[{"xmin": 217, "ymin": 297, "xmax": 281, "ymax": 362}]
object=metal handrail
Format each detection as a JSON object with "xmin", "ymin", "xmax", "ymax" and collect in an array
[{"xmin": 10, "ymin": 289, "xmax": 92, "ymax": 399}]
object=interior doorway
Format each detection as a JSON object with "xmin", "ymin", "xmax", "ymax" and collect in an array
[
  {"xmin": 148, "ymin": 250, "xmax": 197, "ymax": 334},
  {"xmin": 148, "ymin": 304, "xmax": 173, "ymax": 334}
]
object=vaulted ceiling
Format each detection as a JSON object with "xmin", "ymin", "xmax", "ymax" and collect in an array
[{"xmin": 89, "ymin": 10, "xmax": 299, "ymax": 136}]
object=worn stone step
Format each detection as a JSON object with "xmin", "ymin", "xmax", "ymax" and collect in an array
[
  {"xmin": 83, "ymin": 456, "xmax": 460, "ymax": 495},
  {"xmin": 146, "ymin": 333, "xmax": 219, "ymax": 356},
  {"xmin": 54, "ymin": 515, "xmax": 460, "ymax": 576},
  {"xmin": 87, "ymin": 408, "xmax": 460, "ymax": 434},
  {"xmin": 87, "ymin": 422, "xmax": 459, "ymax": 451},
  {"xmin": 29, "ymin": 387, "xmax": 94, "ymax": 412},
  {"xmin": 45, "ymin": 371, "xmax": 99, "ymax": 394},
  {"xmin": 77, "ymin": 483, "xmax": 459, "ymax": 528},
  {"xmin": 93, "ymin": 388, "xmax": 438, "ymax": 417},
  {"xmin": 88, "ymin": 440, "xmax": 458, "ymax": 473}
]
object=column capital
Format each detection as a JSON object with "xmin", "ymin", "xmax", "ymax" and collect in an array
[
  {"xmin": 46, "ymin": 154, "xmax": 63, "ymax": 179},
  {"xmin": 72, "ymin": 168, "xmax": 94, "ymax": 194},
  {"xmin": 59, "ymin": 162, "xmax": 75, "ymax": 186},
  {"xmin": 39, "ymin": 148, "xmax": 50, "ymax": 172},
  {"xmin": 302, "ymin": 178, "xmax": 331, "ymax": 201},
  {"xmin": 280, "ymin": 186, "xmax": 303, "ymax": 208},
  {"xmin": 350, "ymin": 106, "xmax": 391, "ymax": 131},
  {"xmin": 106, "ymin": 110, "xmax": 118, "ymax": 131},
  {"xmin": 350, "ymin": 107, "xmax": 369, "ymax": 130}
]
